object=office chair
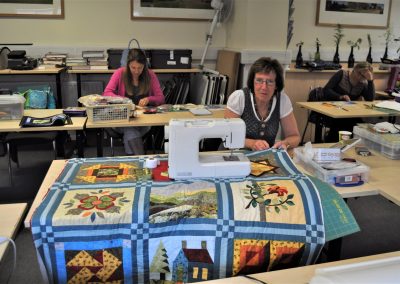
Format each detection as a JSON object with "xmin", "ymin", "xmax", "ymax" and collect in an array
[
  {"xmin": 6, "ymin": 131, "xmax": 58, "ymax": 186},
  {"xmin": 300, "ymin": 87, "xmax": 332, "ymax": 145},
  {"xmin": 105, "ymin": 128, "xmax": 156, "ymax": 156},
  {"xmin": 4, "ymin": 85, "xmax": 61, "ymax": 186},
  {"xmin": 0, "ymin": 133, "xmax": 7, "ymax": 157}
]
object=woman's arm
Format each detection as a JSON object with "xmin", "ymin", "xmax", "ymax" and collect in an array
[
  {"xmin": 103, "ymin": 68, "xmax": 124, "ymax": 97},
  {"xmin": 323, "ymin": 70, "xmax": 345, "ymax": 101},
  {"xmin": 362, "ymin": 80, "xmax": 375, "ymax": 101},
  {"xmin": 272, "ymin": 112, "xmax": 300, "ymax": 150},
  {"xmin": 147, "ymin": 70, "xmax": 165, "ymax": 106}
]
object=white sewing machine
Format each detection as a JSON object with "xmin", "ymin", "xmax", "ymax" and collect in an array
[{"xmin": 165, "ymin": 118, "xmax": 251, "ymax": 179}]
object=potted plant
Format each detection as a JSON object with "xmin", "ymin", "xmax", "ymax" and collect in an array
[
  {"xmin": 333, "ymin": 24, "xmax": 344, "ymax": 64},
  {"xmin": 396, "ymin": 38, "xmax": 400, "ymax": 59},
  {"xmin": 382, "ymin": 27, "xmax": 393, "ymax": 60},
  {"xmin": 366, "ymin": 34, "xmax": 373, "ymax": 64},
  {"xmin": 347, "ymin": 38, "xmax": 362, "ymax": 68},
  {"xmin": 295, "ymin": 41, "xmax": 304, "ymax": 68},
  {"xmin": 315, "ymin": 38, "xmax": 321, "ymax": 61}
]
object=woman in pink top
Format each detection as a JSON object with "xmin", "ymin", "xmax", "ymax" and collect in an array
[{"xmin": 103, "ymin": 48, "xmax": 165, "ymax": 155}]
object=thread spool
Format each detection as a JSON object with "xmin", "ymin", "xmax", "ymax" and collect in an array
[{"xmin": 144, "ymin": 157, "xmax": 158, "ymax": 169}]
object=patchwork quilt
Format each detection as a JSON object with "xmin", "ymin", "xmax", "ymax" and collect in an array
[{"xmin": 32, "ymin": 149, "xmax": 326, "ymax": 283}]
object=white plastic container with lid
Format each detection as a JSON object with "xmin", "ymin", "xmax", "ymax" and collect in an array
[
  {"xmin": 293, "ymin": 147, "xmax": 370, "ymax": 186},
  {"xmin": 353, "ymin": 125, "xmax": 400, "ymax": 160},
  {"xmin": 0, "ymin": 95, "xmax": 25, "ymax": 120}
]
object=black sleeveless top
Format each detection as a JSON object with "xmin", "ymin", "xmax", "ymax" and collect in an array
[
  {"xmin": 241, "ymin": 87, "xmax": 281, "ymax": 147},
  {"xmin": 126, "ymin": 85, "xmax": 148, "ymax": 105}
]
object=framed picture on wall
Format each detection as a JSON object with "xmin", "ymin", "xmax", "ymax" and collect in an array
[
  {"xmin": 131, "ymin": 0, "xmax": 214, "ymax": 20},
  {"xmin": 0, "ymin": 0, "xmax": 64, "ymax": 18},
  {"xmin": 316, "ymin": 0, "xmax": 391, "ymax": 29}
]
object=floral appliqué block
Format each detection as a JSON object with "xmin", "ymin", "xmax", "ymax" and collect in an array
[
  {"xmin": 231, "ymin": 179, "xmax": 306, "ymax": 224},
  {"xmin": 53, "ymin": 188, "xmax": 135, "ymax": 225}
]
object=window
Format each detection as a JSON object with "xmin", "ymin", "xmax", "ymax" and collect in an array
[
  {"xmin": 192, "ymin": 267, "xmax": 199, "ymax": 279},
  {"xmin": 202, "ymin": 268, "xmax": 208, "ymax": 280}
]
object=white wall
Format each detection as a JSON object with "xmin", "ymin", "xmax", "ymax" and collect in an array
[
  {"xmin": 291, "ymin": 0, "xmax": 400, "ymax": 62},
  {"xmin": 0, "ymin": 0, "xmax": 226, "ymax": 59},
  {"xmin": 226, "ymin": 0, "xmax": 288, "ymax": 50},
  {"xmin": 226, "ymin": 0, "xmax": 400, "ymax": 63},
  {"xmin": 1, "ymin": 0, "xmax": 399, "ymax": 62}
]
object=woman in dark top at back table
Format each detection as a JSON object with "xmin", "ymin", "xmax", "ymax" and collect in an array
[
  {"xmin": 323, "ymin": 62, "xmax": 375, "ymax": 142},
  {"xmin": 324, "ymin": 62, "xmax": 374, "ymax": 101}
]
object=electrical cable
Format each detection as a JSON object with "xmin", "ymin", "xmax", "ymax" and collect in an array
[
  {"xmin": 0, "ymin": 236, "xmax": 17, "ymax": 284},
  {"xmin": 392, "ymin": 123, "xmax": 400, "ymax": 131}
]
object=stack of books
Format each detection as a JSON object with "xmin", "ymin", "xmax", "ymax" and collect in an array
[
  {"xmin": 82, "ymin": 50, "xmax": 108, "ymax": 70},
  {"xmin": 39, "ymin": 52, "xmax": 67, "ymax": 69},
  {"xmin": 66, "ymin": 56, "xmax": 89, "ymax": 70}
]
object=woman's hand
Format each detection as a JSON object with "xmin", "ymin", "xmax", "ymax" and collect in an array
[
  {"xmin": 340, "ymin": 95, "xmax": 351, "ymax": 101},
  {"xmin": 272, "ymin": 140, "xmax": 290, "ymax": 150},
  {"xmin": 361, "ymin": 69, "xmax": 374, "ymax": 81},
  {"xmin": 138, "ymin": 97, "xmax": 149, "ymax": 107},
  {"xmin": 250, "ymin": 139, "xmax": 270, "ymax": 151}
]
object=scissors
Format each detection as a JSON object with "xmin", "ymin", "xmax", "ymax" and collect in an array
[
  {"xmin": 322, "ymin": 102, "xmax": 349, "ymax": 111},
  {"xmin": 364, "ymin": 103, "xmax": 374, "ymax": 109}
]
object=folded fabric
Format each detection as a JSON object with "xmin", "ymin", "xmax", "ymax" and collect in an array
[
  {"xmin": 374, "ymin": 121, "xmax": 400, "ymax": 134},
  {"xmin": 16, "ymin": 85, "xmax": 56, "ymax": 109},
  {"xmin": 19, "ymin": 113, "xmax": 72, "ymax": 127}
]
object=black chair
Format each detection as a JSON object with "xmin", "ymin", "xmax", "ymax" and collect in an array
[
  {"xmin": 300, "ymin": 87, "xmax": 332, "ymax": 145},
  {"xmin": 2, "ymin": 86, "xmax": 63, "ymax": 186},
  {"xmin": 0, "ymin": 133, "xmax": 7, "ymax": 157},
  {"xmin": 6, "ymin": 131, "xmax": 58, "ymax": 186},
  {"xmin": 105, "ymin": 128, "xmax": 156, "ymax": 156}
]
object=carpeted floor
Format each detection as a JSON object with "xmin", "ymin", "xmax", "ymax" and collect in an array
[{"xmin": 0, "ymin": 135, "xmax": 400, "ymax": 283}]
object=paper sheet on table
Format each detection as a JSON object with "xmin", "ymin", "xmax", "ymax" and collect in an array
[{"xmin": 374, "ymin": 101, "xmax": 400, "ymax": 112}]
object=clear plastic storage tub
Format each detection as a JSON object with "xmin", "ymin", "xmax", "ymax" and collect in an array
[
  {"xmin": 353, "ymin": 125, "xmax": 400, "ymax": 160},
  {"xmin": 293, "ymin": 147, "xmax": 370, "ymax": 186},
  {"xmin": 0, "ymin": 95, "xmax": 25, "ymax": 120}
]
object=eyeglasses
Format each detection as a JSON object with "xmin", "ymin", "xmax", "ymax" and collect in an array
[{"xmin": 254, "ymin": 78, "xmax": 275, "ymax": 86}]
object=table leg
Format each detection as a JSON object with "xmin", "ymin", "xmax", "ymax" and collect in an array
[
  {"xmin": 56, "ymin": 131, "xmax": 67, "ymax": 158},
  {"xmin": 314, "ymin": 119, "xmax": 323, "ymax": 143},
  {"xmin": 76, "ymin": 73, "xmax": 82, "ymax": 99},
  {"xmin": 55, "ymin": 73, "xmax": 62, "ymax": 108},
  {"xmin": 326, "ymin": 237, "xmax": 343, "ymax": 262},
  {"xmin": 76, "ymin": 130, "xmax": 85, "ymax": 158},
  {"xmin": 96, "ymin": 128, "xmax": 104, "ymax": 157}
]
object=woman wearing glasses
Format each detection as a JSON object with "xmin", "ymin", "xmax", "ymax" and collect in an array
[
  {"xmin": 225, "ymin": 57, "xmax": 300, "ymax": 151},
  {"xmin": 323, "ymin": 62, "xmax": 375, "ymax": 142}
]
